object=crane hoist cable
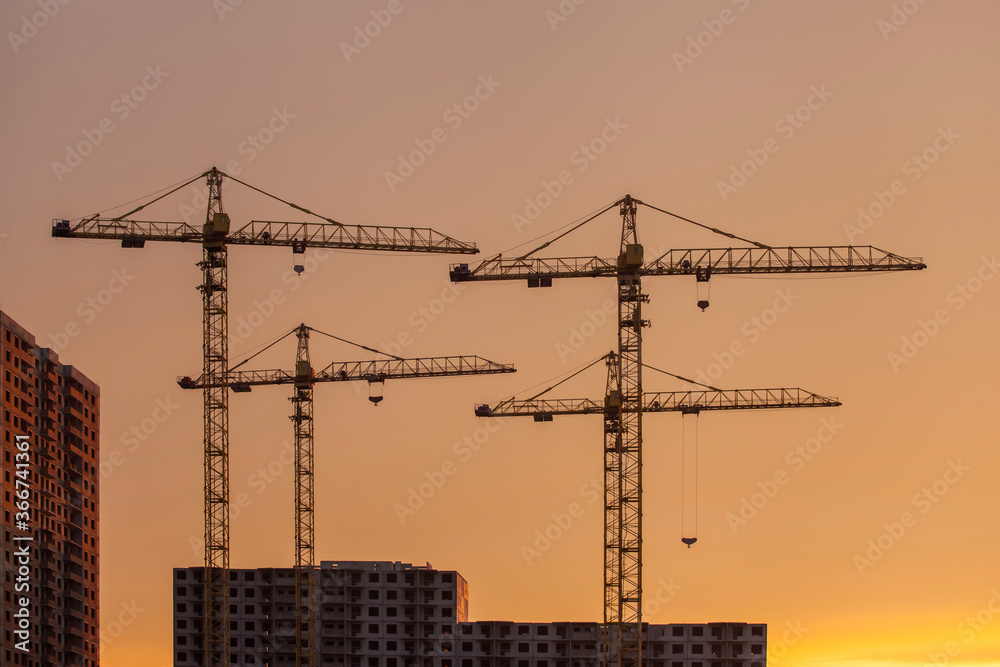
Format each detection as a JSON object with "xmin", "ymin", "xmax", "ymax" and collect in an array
[
  {"xmin": 497, "ymin": 200, "xmax": 621, "ymax": 258},
  {"xmin": 229, "ymin": 326, "xmax": 299, "ymax": 372},
  {"xmin": 680, "ymin": 412, "xmax": 699, "ymax": 548},
  {"xmin": 515, "ymin": 201, "xmax": 619, "ymax": 260},
  {"xmin": 65, "ymin": 170, "xmax": 209, "ymax": 223},
  {"xmin": 109, "ymin": 170, "xmax": 212, "ymax": 222},
  {"xmin": 464, "ymin": 201, "xmax": 619, "ymax": 278},
  {"xmin": 307, "ymin": 326, "xmax": 404, "ymax": 361},
  {"xmin": 642, "ymin": 362, "xmax": 720, "ymax": 392},
  {"xmin": 636, "ymin": 200, "xmax": 772, "ymax": 250},
  {"xmin": 525, "ymin": 353, "xmax": 610, "ymax": 401},
  {"xmin": 218, "ymin": 170, "xmax": 346, "ymax": 228}
]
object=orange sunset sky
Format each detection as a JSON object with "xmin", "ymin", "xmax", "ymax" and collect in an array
[{"xmin": 2, "ymin": 1, "xmax": 999, "ymax": 665}]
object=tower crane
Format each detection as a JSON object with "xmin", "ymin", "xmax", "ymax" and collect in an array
[
  {"xmin": 51, "ymin": 168, "xmax": 480, "ymax": 667},
  {"xmin": 450, "ymin": 195, "xmax": 927, "ymax": 667},
  {"xmin": 178, "ymin": 323, "xmax": 515, "ymax": 666}
]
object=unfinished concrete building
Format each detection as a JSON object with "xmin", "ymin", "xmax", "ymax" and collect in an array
[{"xmin": 173, "ymin": 561, "xmax": 765, "ymax": 667}]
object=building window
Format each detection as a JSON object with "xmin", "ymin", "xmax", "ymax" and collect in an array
[
  {"xmin": 672, "ymin": 627, "xmax": 684, "ymax": 637},
  {"xmin": 369, "ymin": 573, "xmax": 379, "ymax": 583},
  {"xmin": 518, "ymin": 643, "xmax": 529, "ymax": 653}
]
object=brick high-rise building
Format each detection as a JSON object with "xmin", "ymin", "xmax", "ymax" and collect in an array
[
  {"xmin": 1, "ymin": 311, "xmax": 101, "ymax": 667},
  {"xmin": 173, "ymin": 561, "xmax": 766, "ymax": 667}
]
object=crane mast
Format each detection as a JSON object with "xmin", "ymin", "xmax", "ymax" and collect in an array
[
  {"xmin": 179, "ymin": 325, "xmax": 515, "ymax": 666},
  {"xmin": 613, "ymin": 196, "xmax": 646, "ymax": 666},
  {"xmin": 52, "ymin": 168, "xmax": 480, "ymax": 667},
  {"xmin": 199, "ymin": 170, "xmax": 231, "ymax": 666},
  {"xmin": 291, "ymin": 325, "xmax": 316, "ymax": 667},
  {"xmin": 452, "ymin": 195, "xmax": 926, "ymax": 667}
]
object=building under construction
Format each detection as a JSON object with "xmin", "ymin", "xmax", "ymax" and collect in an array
[
  {"xmin": 172, "ymin": 560, "xmax": 766, "ymax": 667},
  {"xmin": 1, "ymin": 310, "xmax": 101, "ymax": 667}
]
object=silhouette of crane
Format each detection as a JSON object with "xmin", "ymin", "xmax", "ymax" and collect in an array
[
  {"xmin": 53, "ymin": 168, "xmax": 480, "ymax": 666},
  {"xmin": 179, "ymin": 323, "xmax": 514, "ymax": 666},
  {"xmin": 451, "ymin": 195, "xmax": 926, "ymax": 667}
]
